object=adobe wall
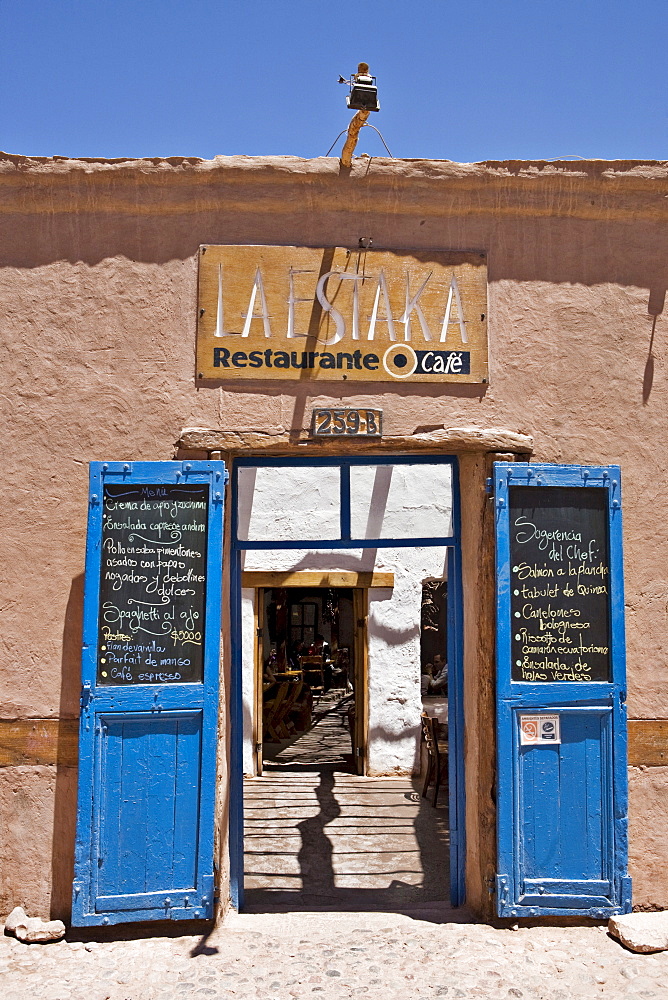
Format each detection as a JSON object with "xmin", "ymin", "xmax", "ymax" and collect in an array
[{"xmin": 1, "ymin": 152, "xmax": 666, "ymax": 920}]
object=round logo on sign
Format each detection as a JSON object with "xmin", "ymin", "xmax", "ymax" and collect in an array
[
  {"xmin": 522, "ymin": 720, "xmax": 538, "ymax": 740},
  {"xmin": 383, "ymin": 343, "xmax": 418, "ymax": 379}
]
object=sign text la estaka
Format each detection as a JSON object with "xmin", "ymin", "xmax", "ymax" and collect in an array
[{"xmin": 196, "ymin": 246, "xmax": 488, "ymax": 384}]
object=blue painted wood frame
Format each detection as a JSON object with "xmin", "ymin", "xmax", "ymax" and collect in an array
[
  {"xmin": 447, "ymin": 546, "xmax": 466, "ymax": 907},
  {"xmin": 228, "ymin": 453, "xmax": 465, "ymax": 910},
  {"xmin": 494, "ymin": 463, "xmax": 631, "ymax": 918},
  {"xmin": 72, "ymin": 460, "xmax": 227, "ymax": 926}
]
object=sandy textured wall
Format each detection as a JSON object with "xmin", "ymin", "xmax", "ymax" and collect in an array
[{"xmin": 1, "ymin": 153, "xmax": 667, "ymax": 917}]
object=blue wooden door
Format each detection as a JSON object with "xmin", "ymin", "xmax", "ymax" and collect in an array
[
  {"xmin": 494, "ymin": 463, "xmax": 631, "ymax": 917},
  {"xmin": 72, "ymin": 461, "xmax": 226, "ymax": 926}
]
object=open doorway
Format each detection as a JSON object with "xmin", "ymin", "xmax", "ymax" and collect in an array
[
  {"xmin": 255, "ymin": 586, "xmax": 365, "ymax": 775},
  {"xmin": 243, "ymin": 574, "xmax": 452, "ymax": 913},
  {"xmin": 231, "ymin": 455, "xmax": 464, "ymax": 912}
]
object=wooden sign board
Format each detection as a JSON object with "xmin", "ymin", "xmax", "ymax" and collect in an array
[{"xmin": 196, "ymin": 245, "xmax": 488, "ymax": 383}]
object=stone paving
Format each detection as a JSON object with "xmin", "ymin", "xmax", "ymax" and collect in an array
[
  {"xmin": 5, "ymin": 699, "xmax": 664, "ymax": 999},
  {"xmin": 2, "ymin": 907, "xmax": 668, "ymax": 1000}
]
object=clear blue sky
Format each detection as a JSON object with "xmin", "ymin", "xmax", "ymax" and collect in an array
[{"xmin": 1, "ymin": 0, "xmax": 665, "ymax": 162}]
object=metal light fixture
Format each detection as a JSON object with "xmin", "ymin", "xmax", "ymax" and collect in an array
[
  {"xmin": 332, "ymin": 62, "xmax": 391, "ymax": 167},
  {"xmin": 339, "ymin": 62, "xmax": 380, "ymax": 113}
]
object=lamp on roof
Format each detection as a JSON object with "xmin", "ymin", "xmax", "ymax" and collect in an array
[
  {"xmin": 335, "ymin": 62, "xmax": 390, "ymax": 168},
  {"xmin": 341, "ymin": 62, "xmax": 380, "ymax": 113}
]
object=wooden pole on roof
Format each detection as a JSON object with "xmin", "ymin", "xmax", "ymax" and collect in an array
[
  {"xmin": 340, "ymin": 110, "xmax": 370, "ymax": 167},
  {"xmin": 340, "ymin": 62, "xmax": 371, "ymax": 168}
]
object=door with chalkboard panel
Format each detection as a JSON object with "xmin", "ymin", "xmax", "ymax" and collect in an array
[
  {"xmin": 494, "ymin": 463, "xmax": 631, "ymax": 918},
  {"xmin": 72, "ymin": 461, "xmax": 226, "ymax": 926}
]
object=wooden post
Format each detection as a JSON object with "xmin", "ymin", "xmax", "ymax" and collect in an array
[{"xmin": 340, "ymin": 110, "xmax": 370, "ymax": 168}]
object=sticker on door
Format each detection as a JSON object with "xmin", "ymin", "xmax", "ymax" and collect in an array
[{"xmin": 519, "ymin": 714, "xmax": 561, "ymax": 745}]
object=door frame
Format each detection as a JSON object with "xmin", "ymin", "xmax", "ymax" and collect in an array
[
  {"xmin": 228, "ymin": 453, "xmax": 465, "ymax": 911},
  {"xmin": 252, "ymin": 588, "xmax": 264, "ymax": 776},
  {"xmin": 352, "ymin": 587, "xmax": 369, "ymax": 776},
  {"xmin": 251, "ymin": 582, "xmax": 369, "ymax": 776}
]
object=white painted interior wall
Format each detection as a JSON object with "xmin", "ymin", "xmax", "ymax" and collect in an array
[{"xmin": 238, "ymin": 463, "xmax": 453, "ymax": 776}]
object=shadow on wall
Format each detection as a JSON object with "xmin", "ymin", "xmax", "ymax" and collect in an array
[
  {"xmin": 244, "ymin": 549, "xmax": 378, "ymax": 574},
  {"xmin": 51, "ymin": 573, "xmax": 84, "ymax": 921},
  {"xmin": 238, "ymin": 462, "xmax": 392, "ymax": 550},
  {"xmin": 367, "ymin": 720, "xmax": 423, "ymax": 775},
  {"xmin": 2, "ymin": 163, "xmax": 666, "ymax": 295},
  {"xmin": 643, "ymin": 286, "xmax": 665, "ymax": 405}
]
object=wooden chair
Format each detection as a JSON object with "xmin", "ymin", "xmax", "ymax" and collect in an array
[
  {"xmin": 289, "ymin": 683, "xmax": 313, "ymax": 732},
  {"xmin": 421, "ymin": 711, "xmax": 448, "ymax": 807},
  {"xmin": 263, "ymin": 682, "xmax": 289, "ymax": 742},
  {"xmin": 271, "ymin": 680, "xmax": 304, "ymax": 738},
  {"xmin": 300, "ymin": 655, "xmax": 324, "ymax": 693}
]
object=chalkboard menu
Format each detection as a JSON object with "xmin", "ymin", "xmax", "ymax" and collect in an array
[
  {"xmin": 97, "ymin": 484, "xmax": 209, "ymax": 685},
  {"xmin": 509, "ymin": 487, "xmax": 611, "ymax": 683}
]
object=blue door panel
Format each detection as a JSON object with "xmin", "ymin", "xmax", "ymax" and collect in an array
[
  {"xmin": 95, "ymin": 713, "xmax": 202, "ymax": 903},
  {"xmin": 518, "ymin": 712, "xmax": 611, "ymax": 890},
  {"xmin": 174, "ymin": 716, "xmax": 204, "ymax": 888},
  {"xmin": 495, "ymin": 463, "xmax": 631, "ymax": 918},
  {"xmin": 72, "ymin": 461, "xmax": 226, "ymax": 927},
  {"xmin": 96, "ymin": 716, "xmax": 123, "ymax": 897}
]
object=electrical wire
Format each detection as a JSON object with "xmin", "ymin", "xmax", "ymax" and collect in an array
[{"xmin": 324, "ymin": 123, "xmax": 393, "ymax": 159}]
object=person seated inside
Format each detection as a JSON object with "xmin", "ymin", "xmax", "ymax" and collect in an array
[
  {"xmin": 421, "ymin": 661, "xmax": 434, "ymax": 696},
  {"xmin": 429, "ymin": 653, "xmax": 448, "ymax": 695},
  {"xmin": 310, "ymin": 633, "xmax": 332, "ymax": 691},
  {"xmin": 290, "ymin": 639, "xmax": 307, "ymax": 670},
  {"xmin": 332, "ymin": 647, "xmax": 350, "ymax": 691},
  {"xmin": 263, "ymin": 651, "xmax": 277, "ymax": 685},
  {"xmin": 262, "ymin": 653, "xmax": 281, "ymax": 705}
]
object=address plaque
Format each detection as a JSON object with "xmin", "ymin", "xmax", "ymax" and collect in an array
[{"xmin": 310, "ymin": 408, "xmax": 382, "ymax": 437}]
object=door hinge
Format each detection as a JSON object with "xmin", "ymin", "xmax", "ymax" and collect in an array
[
  {"xmin": 255, "ymin": 742, "xmax": 262, "ymax": 754},
  {"xmin": 80, "ymin": 681, "xmax": 93, "ymax": 708},
  {"xmin": 256, "ymin": 627, "xmax": 263, "ymax": 637},
  {"xmin": 496, "ymin": 874, "xmax": 519, "ymax": 917},
  {"xmin": 356, "ymin": 746, "xmax": 364, "ymax": 757},
  {"xmin": 621, "ymin": 875, "xmax": 632, "ymax": 911}
]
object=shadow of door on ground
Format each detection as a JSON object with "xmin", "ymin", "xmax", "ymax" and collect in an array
[{"xmin": 243, "ymin": 763, "xmax": 456, "ymax": 917}]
